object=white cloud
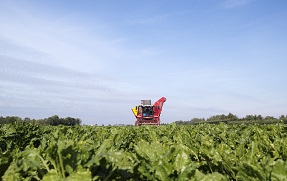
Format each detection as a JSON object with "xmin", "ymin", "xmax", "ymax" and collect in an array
[
  {"xmin": 0, "ymin": 2, "xmax": 156, "ymax": 124},
  {"xmin": 0, "ymin": 2, "xmax": 128, "ymax": 73},
  {"xmin": 0, "ymin": 55, "xmax": 141, "ymax": 124}
]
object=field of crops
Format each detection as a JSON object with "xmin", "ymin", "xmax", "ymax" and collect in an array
[{"xmin": 1, "ymin": 123, "xmax": 287, "ymax": 180}]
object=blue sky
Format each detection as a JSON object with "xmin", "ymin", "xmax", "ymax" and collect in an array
[{"xmin": 0, "ymin": 0, "xmax": 286, "ymax": 125}]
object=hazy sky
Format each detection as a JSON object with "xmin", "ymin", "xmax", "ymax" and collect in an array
[{"xmin": 0, "ymin": 0, "xmax": 286, "ymax": 125}]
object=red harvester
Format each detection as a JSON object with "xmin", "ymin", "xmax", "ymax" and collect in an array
[{"xmin": 131, "ymin": 97, "xmax": 166, "ymax": 126}]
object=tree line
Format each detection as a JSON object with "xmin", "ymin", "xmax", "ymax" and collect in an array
[
  {"xmin": 175, "ymin": 113, "xmax": 287, "ymax": 125},
  {"xmin": 0, "ymin": 115, "xmax": 81, "ymax": 126}
]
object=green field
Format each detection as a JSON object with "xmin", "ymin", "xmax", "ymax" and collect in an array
[{"xmin": 1, "ymin": 122, "xmax": 287, "ymax": 180}]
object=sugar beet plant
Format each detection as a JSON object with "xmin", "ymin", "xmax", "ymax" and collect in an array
[{"xmin": 1, "ymin": 122, "xmax": 287, "ymax": 180}]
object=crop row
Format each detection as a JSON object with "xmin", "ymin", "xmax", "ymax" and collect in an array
[{"xmin": 1, "ymin": 123, "xmax": 287, "ymax": 180}]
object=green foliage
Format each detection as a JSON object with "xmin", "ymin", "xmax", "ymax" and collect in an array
[
  {"xmin": 175, "ymin": 113, "xmax": 285, "ymax": 125},
  {"xmin": 0, "ymin": 115, "xmax": 81, "ymax": 126},
  {"xmin": 1, "ymin": 123, "xmax": 287, "ymax": 180}
]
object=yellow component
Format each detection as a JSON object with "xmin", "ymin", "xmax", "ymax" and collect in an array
[{"xmin": 132, "ymin": 106, "xmax": 138, "ymax": 116}]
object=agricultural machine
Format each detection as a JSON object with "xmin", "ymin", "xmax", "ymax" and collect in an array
[{"xmin": 131, "ymin": 97, "xmax": 166, "ymax": 126}]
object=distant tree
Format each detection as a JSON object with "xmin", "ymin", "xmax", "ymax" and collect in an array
[
  {"xmin": 280, "ymin": 115, "xmax": 287, "ymax": 124},
  {"xmin": 0, "ymin": 115, "xmax": 81, "ymax": 125},
  {"xmin": 0, "ymin": 116, "xmax": 4, "ymax": 123},
  {"xmin": 24, "ymin": 117, "xmax": 31, "ymax": 123},
  {"xmin": 245, "ymin": 115, "xmax": 256, "ymax": 121},
  {"xmin": 42, "ymin": 115, "xmax": 81, "ymax": 126},
  {"xmin": 47, "ymin": 115, "xmax": 60, "ymax": 125},
  {"xmin": 207, "ymin": 114, "xmax": 227, "ymax": 122},
  {"xmin": 264, "ymin": 116, "xmax": 275, "ymax": 120},
  {"xmin": 257, "ymin": 115, "xmax": 263, "ymax": 120},
  {"xmin": 227, "ymin": 113, "xmax": 238, "ymax": 121},
  {"xmin": 63, "ymin": 117, "xmax": 81, "ymax": 126},
  {"xmin": 175, "ymin": 120, "xmax": 184, "ymax": 125},
  {"xmin": 37, "ymin": 118, "xmax": 47, "ymax": 125},
  {"xmin": 191, "ymin": 118, "xmax": 205, "ymax": 123},
  {"xmin": 263, "ymin": 116, "xmax": 279, "ymax": 123},
  {"xmin": 4, "ymin": 116, "xmax": 22, "ymax": 124},
  {"xmin": 75, "ymin": 118, "xmax": 82, "ymax": 125}
]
